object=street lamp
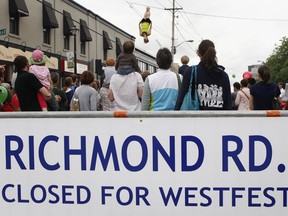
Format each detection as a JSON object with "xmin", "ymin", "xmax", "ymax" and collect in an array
[
  {"xmin": 70, "ymin": 26, "xmax": 79, "ymax": 74},
  {"xmin": 173, "ymin": 39, "xmax": 194, "ymax": 55}
]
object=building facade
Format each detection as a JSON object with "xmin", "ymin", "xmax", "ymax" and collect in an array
[{"xmin": 0, "ymin": 0, "xmax": 157, "ymax": 84}]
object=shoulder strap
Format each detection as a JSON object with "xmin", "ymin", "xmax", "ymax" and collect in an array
[
  {"xmin": 74, "ymin": 88, "xmax": 79, "ymax": 99},
  {"xmin": 274, "ymin": 85, "xmax": 278, "ymax": 98},
  {"xmin": 240, "ymin": 89, "xmax": 249, "ymax": 100},
  {"xmin": 176, "ymin": 73, "xmax": 181, "ymax": 93},
  {"xmin": 191, "ymin": 66, "xmax": 197, "ymax": 99}
]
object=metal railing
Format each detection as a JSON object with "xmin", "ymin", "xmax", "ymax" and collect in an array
[{"xmin": 0, "ymin": 110, "xmax": 287, "ymax": 118}]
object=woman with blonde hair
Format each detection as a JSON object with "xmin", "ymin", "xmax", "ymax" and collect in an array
[{"xmin": 178, "ymin": 55, "xmax": 190, "ymax": 76}]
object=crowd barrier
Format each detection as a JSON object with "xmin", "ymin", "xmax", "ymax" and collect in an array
[{"xmin": 0, "ymin": 111, "xmax": 287, "ymax": 216}]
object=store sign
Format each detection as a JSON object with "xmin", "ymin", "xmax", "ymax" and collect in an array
[
  {"xmin": 62, "ymin": 59, "xmax": 88, "ymax": 74},
  {"xmin": 66, "ymin": 52, "xmax": 74, "ymax": 69},
  {"xmin": 0, "ymin": 29, "xmax": 6, "ymax": 36}
]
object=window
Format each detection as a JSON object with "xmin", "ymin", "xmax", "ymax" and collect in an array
[
  {"xmin": 80, "ymin": 42, "xmax": 86, "ymax": 55},
  {"xmin": 104, "ymin": 50, "xmax": 108, "ymax": 61},
  {"xmin": 9, "ymin": 17, "xmax": 19, "ymax": 35},
  {"xmin": 43, "ymin": 28, "xmax": 51, "ymax": 44},
  {"xmin": 64, "ymin": 36, "xmax": 70, "ymax": 50},
  {"xmin": 9, "ymin": 0, "xmax": 29, "ymax": 35}
]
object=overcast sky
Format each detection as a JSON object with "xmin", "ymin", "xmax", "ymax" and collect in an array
[{"xmin": 75, "ymin": 0, "xmax": 288, "ymax": 81}]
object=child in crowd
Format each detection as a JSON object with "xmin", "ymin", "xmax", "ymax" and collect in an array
[
  {"xmin": 0, "ymin": 65, "xmax": 5, "ymax": 73},
  {"xmin": 115, "ymin": 41, "xmax": 141, "ymax": 75},
  {"xmin": 139, "ymin": 7, "xmax": 152, "ymax": 43},
  {"xmin": 29, "ymin": 50, "xmax": 58, "ymax": 111}
]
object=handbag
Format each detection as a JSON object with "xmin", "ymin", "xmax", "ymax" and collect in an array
[
  {"xmin": 272, "ymin": 86, "xmax": 281, "ymax": 110},
  {"xmin": 70, "ymin": 89, "xmax": 80, "ymax": 111},
  {"xmin": 180, "ymin": 66, "xmax": 199, "ymax": 110}
]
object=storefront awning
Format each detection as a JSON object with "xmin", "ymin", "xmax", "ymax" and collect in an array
[
  {"xmin": 9, "ymin": 0, "xmax": 29, "ymax": 17},
  {"xmin": 63, "ymin": 11, "xmax": 74, "ymax": 36},
  {"xmin": 103, "ymin": 31, "xmax": 113, "ymax": 50},
  {"xmin": 116, "ymin": 37, "xmax": 122, "ymax": 56},
  {"xmin": 0, "ymin": 45, "xmax": 59, "ymax": 70},
  {"xmin": 43, "ymin": 1, "xmax": 59, "ymax": 29},
  {"xmin": 80, "ymin": 19, "xmax": 92, "ymax": 42}
]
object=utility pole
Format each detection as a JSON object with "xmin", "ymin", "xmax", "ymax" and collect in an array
[{"xmin": 165, "ymin": 0, "xmax": 182, "ymax": 62}]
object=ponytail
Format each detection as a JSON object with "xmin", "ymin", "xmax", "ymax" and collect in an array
[{"xmin": 198, "ymin": 40, "xmax": 218, "ymax": 69}]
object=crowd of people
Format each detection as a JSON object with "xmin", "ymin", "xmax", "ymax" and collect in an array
[
  {"xmin": 0, "ymin": 39, "xmax": 287, "ymax": 112},
  {"xmin": 231, "ymin": 67, "xmax": 287, "ymax": 111}
]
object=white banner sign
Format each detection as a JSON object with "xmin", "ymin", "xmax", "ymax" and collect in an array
[
  {"xmin": 0, "ymin": 116, "xmax": 287, "ymax": 216},
  {"xmin": 63, "ymin": 60, "xmax": 88, "ymax": 74}
]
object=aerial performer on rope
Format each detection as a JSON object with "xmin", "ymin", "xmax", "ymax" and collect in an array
[{"xmin": 139, "ymin": 7, "xmax": 152, "ymax": 43}]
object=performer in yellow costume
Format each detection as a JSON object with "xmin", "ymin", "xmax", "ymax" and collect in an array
[{"xmin": 139, "ymin": 7, "xmax": 152, "ymax": 43}]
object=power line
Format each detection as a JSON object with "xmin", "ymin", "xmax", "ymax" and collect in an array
[
  {"xmin": 179, "ymin": 11, "xmax": 288, "ymax": 22},
  {"xmin": 154, "ymin": 0, "xmax": 167, "ymax": 9},
  {"xmin": 180, "ymin": 11, "xmax": 203, "ymax": 40},
  {"xmin": 174, "ymin": 24, "xmax": 195, "ymax": 51},
  {"xmin": 167, "ymin": 0, "xmax": 203, "ymax": 41},
  {"xmin": 128, "ymin": 1, "xmax": 288, "ymax": 22},
  {"xmin": 126, "ymin": 2, "xmax": 163, "ymax": 10}
]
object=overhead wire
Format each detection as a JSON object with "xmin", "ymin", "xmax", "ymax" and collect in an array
[
  {"xmin": 163, "ymin": 0, "xmax": 198, "ymax": 52},
  {"xmin": 179, "ymin": 11, "xmax": 203, "ymax": 40},
  {"xmin": 179, "ymin": 10, "xmax": 288, "ymax": 22},
  {"xmin": 154, "ymin": 0, "xmax": 167, "ymax": 8},
  {"xmin": 172, "ymin": 0, "xmax": 203, "ymax": 40}
]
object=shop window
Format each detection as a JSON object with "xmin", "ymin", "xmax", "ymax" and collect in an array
[
  {"xmin": 80, "ymin": 42, "xmax": 86, "ymax": 55},
  {"xmin": 64, "ymin": 36, "xmax": 70, "ymax": 50},
  {"xmin": 9, "ymin": 17, "xmax": 19, "ymax": 35},
  {"xmin": 43, "ymin": 28, "xmax": 51, "ymax": 44},
  {"xmin": 9, "ymin": 0, "xmax": 29, "ymax": 35}
]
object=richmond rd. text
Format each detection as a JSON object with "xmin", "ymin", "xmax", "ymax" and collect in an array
[{"xmin": 3, "ymin": 135, "xmax": 272, "ymax": 172}]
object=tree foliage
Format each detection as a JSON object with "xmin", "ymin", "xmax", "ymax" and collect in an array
[{"xmin": 266, "ymin": 37, "xmax": 288, "ymax": 83}]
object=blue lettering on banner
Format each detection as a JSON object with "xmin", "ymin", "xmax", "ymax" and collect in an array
[
  {"xmin": 222, "ymin": 135, "xmax": 272, "ymax": 172},
  {"xmin": 2, "ymin": 129, "xmax": 288, "ymax": 211},
  {"xmin": 1, "ymin": 184, "xmax": 288, "ymax": 207},
  {"xmin": 248, "ymin": 187, "xmax": 261, "ymax": 207},
  {"xmin": 213, "ymin": 187, "xmax": 230, "ymax": 206},
  {"xmin": 232, "ymin": 187, "xmax": 245, "ymax": 206},
  {"xmin": 158, "ymin": 187, "xmax": 288, "ymax": 207},
  {"xmin": 64, "ymin": 136, "xmax": 87, "ymax": 170},
  {"xmin": 4, "ymin": 135, "xmax": 205, "ymax": 172},
  {"xmin": 122, "ymin": 136, "xmax": 148, "ymax": 172},
  {"xmin": 90, "ymin": 136, "xmax": 120, "ymax": 171},
  {"xmin": 199, "ymin": 187, "xmax": 212, "ymax": 207},
  {"xmin": 101, "ymin": 186, "xmax": 150, "ymax": 206},
  {"xmin": 1, "ymin": 184, "xmax": 90, "ymax": 204},
  {"xmin": 181, "ymin": 136, "xmax": 204, "ymax": 171},
  {"xmin": 3, "ymin": 134, "xmax": 277, "ymax": 173},
  {"xmin": 39, "ymin": 136, "xmax": 60, "ymax": 170},
  {"xmin": 263, "ymin": 187, "xmax": 276, "ymax": 207}
]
